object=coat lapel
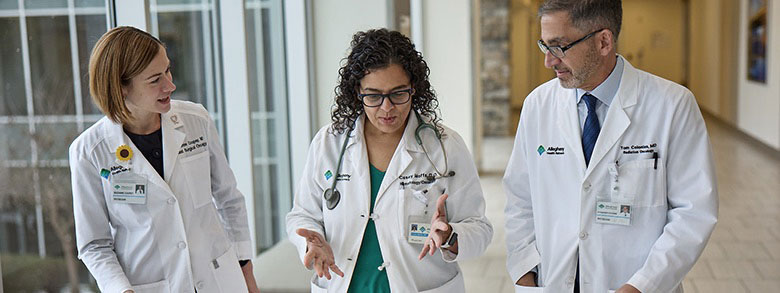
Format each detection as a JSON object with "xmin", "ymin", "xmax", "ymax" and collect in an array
[
  {"xmin": 161, "ymin": 111, "xmax": 187, "ymax": 182},
  {"xmin": 556, "ymin": 87, "xmax": 587, "ymax": 172},
  {"xmin": 375, "ymin": 113, "xmax": 420, "ymax": 203},
  {"xmin": 583, "ymin": 60, "xmax": 638, "ymax": 179},
  {"xmin": 104, "ymin": 119, "xmax": 174, "ymax": 195}
]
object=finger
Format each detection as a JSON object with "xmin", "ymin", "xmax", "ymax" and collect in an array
[
  {"xmin": 429, "ymin": 238, "xmax": 436, "ymax": 256},
  {"xmin": 323, "ymin": 260, "xmax": 332, "ymax": 280},
  {"xmin": 318, "ymin": 258, "xmax": 327, "ymax": 279},
  {"xmin": 436, "ymin": 194, "xmax": 449, "ymax": 216},
  {"xmin": 418, "ymin": 242, "xmax": 431, "ymax": 260},
  {"xmin": 330, "ymin": 263, "xmax": 345, "ymax": 277},
  {"xmin": 296, "ymin": 228, "xmax": 312, "ymax": 238},
  {"xmin": 432, "ymin": 220, "xmax": 450, "ymax": 233},
  {"xmin": 303, "ymin": 251, "xmax": 315, "ymax": 269}
]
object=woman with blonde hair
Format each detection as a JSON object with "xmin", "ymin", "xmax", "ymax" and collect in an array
[{"xmin": 69, "ymin": 26, "xmax": 259, "ymax": 293}]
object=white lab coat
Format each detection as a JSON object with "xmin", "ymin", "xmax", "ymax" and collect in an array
[
  {"xmin": 70, "ymin": 100, "xmax": 252, "ymax": 293},
  {"xmin": 504, "ymin": 60, "xmax": 718, "ymax": 292},
  {"xmin": 286, "ymin": 113, "xmax": 493, "ymax": 292}
]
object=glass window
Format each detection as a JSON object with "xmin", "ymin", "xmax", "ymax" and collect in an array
[
  {"xmin": 0, "ymin": 17, "xmax": 25, "ymax": 116},
  {"xmin": 246, "ymin": 0, "xmax": 291, "ymax": 253},
  {"xmin": 150, "ymin": 0, "xmax": 225, "ymax": 140},
  {"xmin": 0, "ymin": 0, "xmax": 107, "ymax": 290}
]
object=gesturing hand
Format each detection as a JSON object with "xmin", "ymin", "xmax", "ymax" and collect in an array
[
  {"xmin": 296, "ymin": 228, "xmax": 344, "ymax": 280},
  {"xmin": 418, "ymin": 193, "xmax": 455, "ymax": 259}
]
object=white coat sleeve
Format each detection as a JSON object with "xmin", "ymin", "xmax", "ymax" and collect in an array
[
  {"xmin": 440, "ymin": 131, "xmax": 493, "ymax": 263},
  {"xmin": 285, "ymin": 131, "xmax": 328, "ymax": 265},
  {"xmin": 70, "ymin": 144, "xmax": 133, "ymax": 293},
  {"xmin": 626, "ymin": 91, "xmax": 718, "ymax": 292},
  {"xmin": 503, "ymin": 99, "xmax": 542, "ymax": 283},
  {"xmin": 206, "ymin": 113, "xmax": 253, "ymax": 261}
]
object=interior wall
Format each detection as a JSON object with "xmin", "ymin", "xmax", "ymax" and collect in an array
[
  {"xmin": 311, "ymin": 0, "xmax": 390, "ymax": 128},
  {"xmin": 619, "ymin": 0, "xmax": 685, "ymax": 84},
  {"xmin": 508, "ymin": 0, "xmax": 550, "ymax": 134},
  {"xmin": 688, "ymin": 0, "xmax": 739, "ymax": 124},
  {"xmin": 422, "ymin": 0, "xmax": 475, "ymax": 152},
  {"xmin": 737, "ymin": 0, "xmax": 780, "ymax": 150}
]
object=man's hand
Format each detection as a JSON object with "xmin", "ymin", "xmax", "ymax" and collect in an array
[
  {"xmin": 418, "ymin": 193, "xmax": 457, "ymax": 259},
  {"xmin": 240, "ymin": 260, "xmax": 261, "ymax": 293},
  {"xmin": 296, "ymin": 228, "xmax": 344, "ymax": 280},
  {"xmin": 615, "ymin": 284, "xmax": 641, "ymax": 293},
  {"xmin": 515, "ymin": 271, "xmax": 537, "ymax": 287}
]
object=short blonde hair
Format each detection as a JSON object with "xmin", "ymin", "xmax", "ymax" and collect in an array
[{"xmin": 88, "ymin": 26, "xmax": 163, "ymax": 124}]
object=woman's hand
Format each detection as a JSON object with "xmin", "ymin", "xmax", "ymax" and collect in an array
[
  {"xmin": 240, "ymin": 260, "xmax": 261, "ymax": 293},
  {"xmin": 296, "ymin": 228, "xmax": 344, "ymax": 280},
  {"xmin": 418, "ymin": 193, "xmax": 457, "ymax": 259}
]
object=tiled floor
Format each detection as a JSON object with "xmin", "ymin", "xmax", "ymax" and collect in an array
[{"xmin": 256, "ymin": 116, "xmax": 780, "ymax": 292}]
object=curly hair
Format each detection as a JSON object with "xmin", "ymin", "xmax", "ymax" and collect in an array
[{"xmin": 331, "ymin": 28, "xmax": 440, "ymax": 134}]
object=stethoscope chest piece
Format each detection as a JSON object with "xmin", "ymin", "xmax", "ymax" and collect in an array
[{"xmin": 324, "ymin": 188, "xmax": 340, "ymax": 210}]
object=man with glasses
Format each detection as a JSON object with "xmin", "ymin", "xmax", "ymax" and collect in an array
[{"xmin": 504, "ymin": 0, "xmax": 717, "ymax": 292}]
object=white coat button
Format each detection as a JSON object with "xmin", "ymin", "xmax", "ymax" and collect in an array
[
  {"xmin": 177, "ymin": 241, "xmax": 186, "ymax": 249},
  {"xmin": 566, "ymin": 278, "xmax": 574, "ymax": 287},
  {"xmin": 196, "ymin": 282, "xmax": 205, "ymax": 289},
  {"xmin": 583, "ymin": 182, "xmax": 591, "ymax": 191},
  {"xmin": 167, "ymin": 198, "xmax": 176, "ymax": 204},
  {"xmin": 579, "ymin": 231, "xmax": 588, "ymax": 240}
]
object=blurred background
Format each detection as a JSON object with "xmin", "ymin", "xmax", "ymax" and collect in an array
[{"xmin": 0, "ymin": 0, "xmax": 777, "ymax": 292}]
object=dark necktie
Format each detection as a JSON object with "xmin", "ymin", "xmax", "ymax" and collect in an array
[{"xmin": 581, "ymin": 93, "xmax": 600, "ymax": 166}]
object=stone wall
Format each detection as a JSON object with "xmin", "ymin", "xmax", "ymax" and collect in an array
[{"xmin": 480, "ymin": 0, "xmax": 511, "ymax": 136}]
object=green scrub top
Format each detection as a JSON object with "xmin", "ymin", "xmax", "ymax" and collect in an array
[{"xmin": 347, "ymin": 164, "xmax": 391, "ymax": 293}]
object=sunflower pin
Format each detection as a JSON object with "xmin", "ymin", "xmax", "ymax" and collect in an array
[{"xmin": 116, "ymin": 144, "xmax": 133, "ymax": 161}]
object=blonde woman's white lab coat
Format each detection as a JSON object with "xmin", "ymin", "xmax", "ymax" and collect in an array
[
  {"xmin": 286, "ymin": 113, "xmax": 493, "ymax": 292},
  {"xmin": 504, "ymin": 60, "xmax": 718, "ymax": 292},
  {"xmin": 70, "ymin": 100, "xmax": 252, "ymax": 293}
]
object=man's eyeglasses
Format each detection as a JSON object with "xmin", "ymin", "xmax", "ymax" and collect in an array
[
  {"xmin": 359, "ymin": 88, "xmax": 412, "ymax": 107},
  {"xmin": 537, "ymin": 28, "xmax": 606, "ymax": 59}
]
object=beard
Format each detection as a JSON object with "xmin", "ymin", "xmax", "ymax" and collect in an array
[{"xmin": 556, "ymin": 44, "xmax": 600, "ymax": 89}]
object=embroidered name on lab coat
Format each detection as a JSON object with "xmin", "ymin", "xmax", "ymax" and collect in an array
[
  {"xmin": 619, "ymin": 143, "xmax": 657, "ymax": 154},
  {"xmin": 178, "ymin": 136, "xmax": 208, "ymax": 154}
]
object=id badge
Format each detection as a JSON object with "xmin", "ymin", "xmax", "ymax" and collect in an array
[
  {"xmin": 595, "ymin": 201, "xmax": 631, "ymax": 226},
  {"xmin": 407, "ymin": 215, "xmax": 431, "ymax": 244},
  {"xmin": 111, "ymin": 173, "xmax": 148, "ymax": 205}
]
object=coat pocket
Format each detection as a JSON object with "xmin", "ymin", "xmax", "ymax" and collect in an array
[
  {"xmin": 181, "ymin": 151, "xmax": 212, "ymax": 208},
  {"xmin": 616, "ymin": 158, "xmax": 666, "ymax": 206},
  {"xmin": 211, "ymin": 246, "xmax": 248, "ymax": 292},
  {"xmin": 133, "ymin": 279, "xmax": 170, "ymax": 293},
  {"xmin": 513, "ymin": 284, "xmax": 546, "ymax": 293},
  {"xmin": 420, "ymin": 270, "xmax": 465, "ymax": 292}
]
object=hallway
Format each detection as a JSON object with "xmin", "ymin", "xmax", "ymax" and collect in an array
[
  {"xmin": 463, "ymin": 115, "xmax": 780, "ymax": 292},
  {"xmin": 254, "ymin": 115, "xmax": 780, "ymax": 292}
]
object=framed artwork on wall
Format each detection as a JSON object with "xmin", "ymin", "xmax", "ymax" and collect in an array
[{"xmin": 747, "ymin": 0, "xmax": 767, "ymax": 83}]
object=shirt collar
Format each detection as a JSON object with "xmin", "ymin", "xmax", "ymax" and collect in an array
[{"xmin": 576, "ymin": 55, "xmax": 624, "ymax": 106}]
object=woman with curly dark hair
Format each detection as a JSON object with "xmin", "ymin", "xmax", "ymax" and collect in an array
[{"xmin": 286, "ymin": 29, "xmax": 492, "ymax": 292}]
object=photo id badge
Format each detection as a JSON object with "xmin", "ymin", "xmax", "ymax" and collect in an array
[
  {"xmin": 111, "ymin": 173, "xmax": 148, "ymax": 205},
  {"xmin": 407, "ymin": 215, "xmax": 431, "ymax": 244},
  {"xmin": 595, "ymin": 201, "xmax": 631, "ymax": 226}
]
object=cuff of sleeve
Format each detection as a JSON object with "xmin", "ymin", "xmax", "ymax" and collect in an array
[
  {"xmin": 440, "ymin": 248, "xmax": 458, "ymax": 262},
  {"xmin": 233, "ymin": 240, "xmax": 254, "ymax": 261},
  {"xmin": 507, "ymin": 245, "xmax": 541, "ymax": 283},
  {"xmin": 627, "ymin": 272, "xmax": 653, "ymax": 293},
  {"xmin": 439, "ymin": 225, "xmax": 461, "ymax": 263},
  {"xmin": 104, "ymin": 280, "xmax": 133, "ymax": 293}
]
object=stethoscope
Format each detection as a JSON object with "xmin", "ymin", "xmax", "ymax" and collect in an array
[{"xmin": 323, "ymin": 110, "xmax": 455, "ymax": 210}]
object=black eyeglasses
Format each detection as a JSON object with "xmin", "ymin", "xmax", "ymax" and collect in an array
[
  {"xmin": 358, "ymin": 88, "xmax": 413, "ymax": 107},
  {"xmin": 537, "ymin": 28, "xmax": 606, "ymax": 58}
]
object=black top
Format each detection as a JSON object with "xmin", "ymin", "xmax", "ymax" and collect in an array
[{"xmin": 124, "ymin": 128, "xmax": 164, "ymax": 178}]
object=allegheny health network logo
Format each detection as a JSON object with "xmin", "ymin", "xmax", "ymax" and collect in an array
[{"xmin": 537, "ymin": 145, "xmax": 545, "ymax": 156}]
